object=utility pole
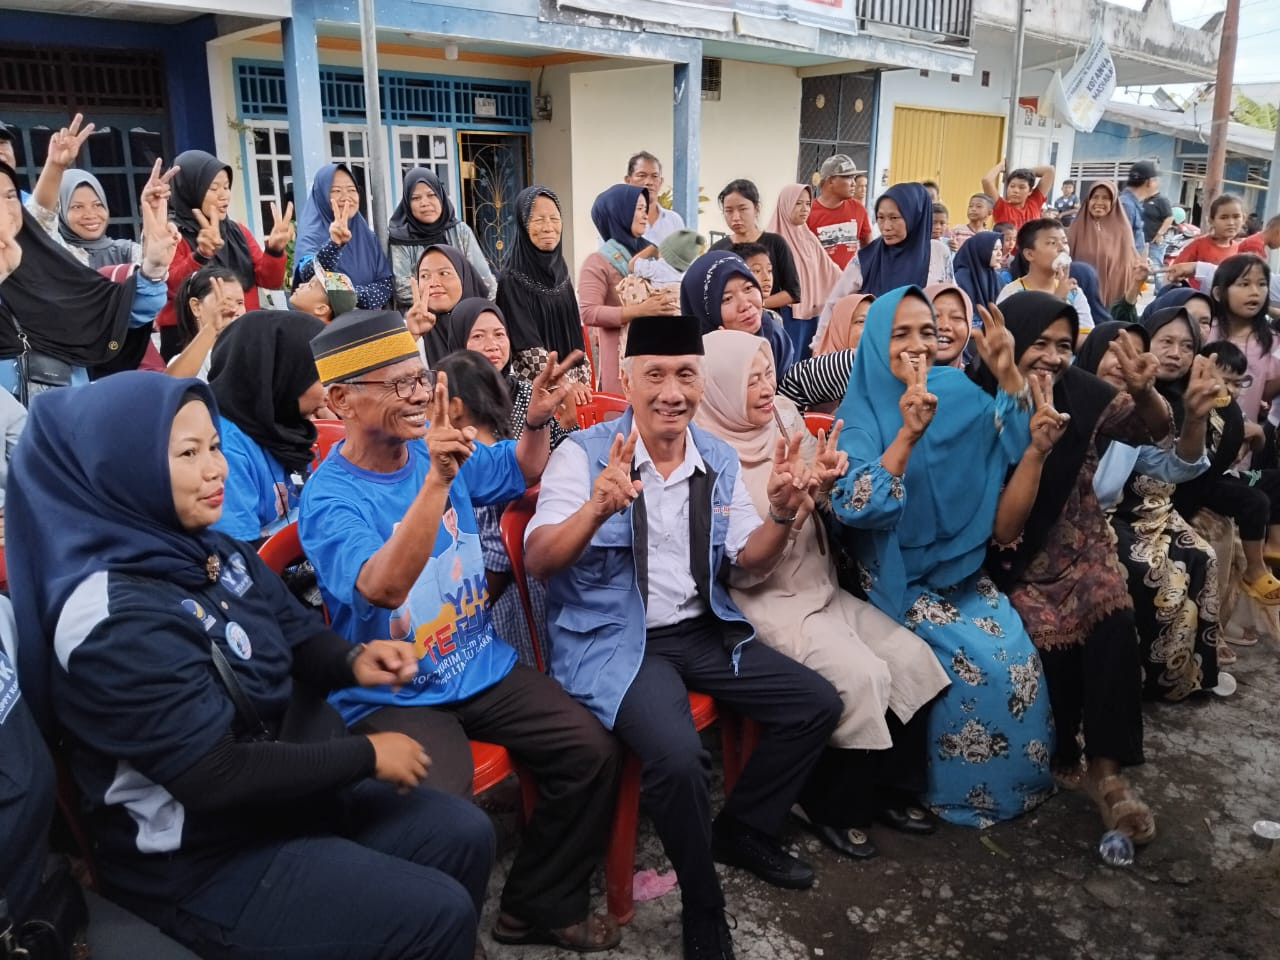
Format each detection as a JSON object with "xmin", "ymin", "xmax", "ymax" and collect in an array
[
  {"xmin": 1202, "ymin": 0, "xmax": 1240, "ymax": 223},
  {"xmin": 1004, "ymin": 0, "xmax": 1028, "ymax": 171},
  {"xmin": 358, "ymin": 0, "xmax": 388, "ymax": 248}
]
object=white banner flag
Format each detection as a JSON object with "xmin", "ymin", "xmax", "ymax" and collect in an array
[{"xmin": 1044, "ymin": 31, "xmax": 1118, "ymax": 133}]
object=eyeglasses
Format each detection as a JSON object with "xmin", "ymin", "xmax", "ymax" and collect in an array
[{"xmin": 345, "ymin": 372, "xmax": 433, "ymax": 399}]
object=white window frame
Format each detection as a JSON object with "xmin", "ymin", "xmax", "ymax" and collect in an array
[
  {"xmin": 390, "ymin": 125, "xmax": 458, "ymax": 205},
  {"xmin": 243, "ymin": 120, "xmax": 292, "ymax": 237}
]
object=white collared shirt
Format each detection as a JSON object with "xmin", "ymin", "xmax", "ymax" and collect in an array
[
  {"xmin": 644, "ymin": 206, "xmax": 686, "ymax": 247},
  {"xmin": 528, "ymin": 427, "xmax": 762, "ymax": 628}
]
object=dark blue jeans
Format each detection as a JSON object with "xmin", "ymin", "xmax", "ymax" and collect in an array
[{"xmin": 162, "ymin": 781, "xmax": 494, "ymax": 960}]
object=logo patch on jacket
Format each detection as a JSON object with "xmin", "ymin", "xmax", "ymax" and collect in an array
[
  {"xmin": 181, "ymin": 598, "xmax": 217, "ymax": 631},
  {"xmin": 219, "ymin": 554, "xmax": 254, "ymax": 597},
  {"xmin": 225, "ymin": 622, "xmax": 253, "ymax": 660}
]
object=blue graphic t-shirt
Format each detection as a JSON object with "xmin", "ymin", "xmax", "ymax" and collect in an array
[
  {"xmin": 298, "ymin": 438, "xmax": 527, "ymax": 724},
  {"xmin": 212, "ymin": 418, "xmax": 299, "ymax": 542}
]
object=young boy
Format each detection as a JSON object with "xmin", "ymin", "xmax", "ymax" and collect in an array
[
  {"xmin": 289, "ymin": 263, "xmax": 358, "ymax": 323},
  {"xmin": 931, "ymin": 203, "xmax": 949, "ymax": 242},
  {"xmin": 982, "ymin": 160, "xmax": 1055, "ymax": 229},
  {"xmin": 1053, "ymin": 180, "xmax": 1081, "ymax": 226},
  {"xmin": 731, "ymin": 241, "xmax": 799, "ymax": 368},
  {"xmin": 950, "ymin": 194, "xmax": 993, "ymax": 248},
  {"xmin": 1175, "ymin": 340, "xmax": 1280, "ymax": 610},
  {"xmin": 732, "ymin": 241, "xmax": 775, "ymax": 300}
]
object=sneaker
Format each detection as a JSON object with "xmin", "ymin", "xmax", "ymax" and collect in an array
[
  {"xmin": 711, "ymin": 816, "xmax": 815, "ymax": 890},
  {"xmin": 682, "ymin": 909, "xmax": 736, "ymax": 960}
]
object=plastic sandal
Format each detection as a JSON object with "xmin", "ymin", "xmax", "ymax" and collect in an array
[
  {"xmin": 1240, "ymin": 571, "xmax": 1280, "ymax": 606},
  {"xmin": 1091, "ymin": 775, "xmax": 1157, "ymax": 846}
]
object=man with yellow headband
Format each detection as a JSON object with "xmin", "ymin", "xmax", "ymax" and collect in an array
[{"xmin": 299, "ymin": 309, "xmax": 622, "ymax": 953}]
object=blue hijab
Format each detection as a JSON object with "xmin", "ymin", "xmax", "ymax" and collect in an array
[
  {"xmin": 1141, "ymin": 284, "xmax": 1212, "ymax": 323},
  {"xmin": 295, "ymin": 162, "xmax": 393, "ymax": 289},
  {"xmin": 857, "ymin": 183, "xmax": 934, "ymax": 296},
  {"xmin": 681, "ymin": 250, "xmax": 795, "ymax": 373},
  {"xmin": 834, "ymin": 286, "xmax": 1026, "ymax": 613},
  {"xmin": 1069, "ymin": 260, "xmax": 1113, "ymax": 325},
  {"xmin": 952, "ymin": 230, "xmax": 1003, "ymax": 324},
  {"xmin": 591, "ymin": 183, "xmax": 650, "ymax": 260},
  {"xmin": 7, "ymin": 373, "xmax": 228, "ymax": 728}
]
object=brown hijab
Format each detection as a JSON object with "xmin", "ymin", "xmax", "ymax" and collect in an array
[{"xmin": 1065, "ymin": 181, "xmax": 1137, "ymax": 307}]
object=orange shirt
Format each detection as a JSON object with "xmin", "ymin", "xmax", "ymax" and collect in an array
[
  {"xmin": 992, "ymin": 188, "xmax": 1046, "ymax": 230},
  {"xmin": 1172, "ymin": 235, "xmax": 1239, "ymax": 266},
  {"xmin": 1239, "ymin": 233, "xmax": 1268, "ymax": 258}
]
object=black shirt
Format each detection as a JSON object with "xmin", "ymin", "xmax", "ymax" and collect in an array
[{"xmin": 1142, "ymin": 194, "xmax": 1173, "ymax": 242}]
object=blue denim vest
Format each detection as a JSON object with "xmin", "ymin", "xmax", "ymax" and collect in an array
[{"xmin": 545, "ymin": 409, "xmax": 755, "ymax": 729}]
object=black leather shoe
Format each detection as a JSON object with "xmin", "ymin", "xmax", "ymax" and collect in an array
[
  {"xmin": 811, "ymin": 822, "xmax": 879, "ymax": 860},
  {"xmin": 878, "ymin": 804, "xmax": 938, "ymax": 835},
  {"xmin": 711, "ymin": 818, "xmax": 816, "ymax": 889},
  {"xmin": 682, "ymin": 910, "xmax": 736, "ymax": 960}
]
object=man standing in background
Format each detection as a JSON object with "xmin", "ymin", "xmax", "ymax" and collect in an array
[{"xmin": 807, "ymin": 154, "xmax": 872, "ymax": 270}]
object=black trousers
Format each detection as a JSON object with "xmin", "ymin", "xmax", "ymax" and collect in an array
[
  {"xmin": 1040, "ymin": 610, "xmax": 1144, "ymax": 769},
  {"xmin": 611, "ymin": 616, "xmax": 842, "ymax": 913},
  {"xmin": 798, "ymin": 707, "xmax": 932, "ymax": 829},
  {"xmin": 356, "ymin": 663, "xmax": 621, "ymax": 929},
  {"xmin": 1197, "ymin": 471, "xmax": 1280, "ymax": 540}
]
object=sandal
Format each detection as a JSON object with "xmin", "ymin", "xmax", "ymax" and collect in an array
[
  {"xmin": 1240, "ymin": 571, "xmax": 1280, "ymax": 606},
  {"xmin": 1053, "ymin": 758, "xmax": 1087, "ymax": 791},
  {"xmin": 1217, "ymin": 642, "xmax": 1238, "ymax": 666},
  {"xmin": 492, "ymin": 913, "xmax": 621, "ymax": 953},
  {"xmin": 1088, "ymin": 774, "xmax": 1156, "ymax": 846}
]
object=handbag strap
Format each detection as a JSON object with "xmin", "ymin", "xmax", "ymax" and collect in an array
[{"xmin": 209, "ymin": 640, "xmax": 272, "ymax": 741}]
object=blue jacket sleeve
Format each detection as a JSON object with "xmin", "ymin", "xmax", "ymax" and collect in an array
[
  {"xmin": 130, "ymin": 273, "xmax": 167, "ymax": 327},
  {"xmin": 830, "ymin": 429, "xmax": 908, "ymax": 531}
]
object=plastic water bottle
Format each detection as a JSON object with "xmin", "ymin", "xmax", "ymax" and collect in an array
[{"xmin": 1098, "ymin": 829, "xmax": 1135, "ymax": 867}]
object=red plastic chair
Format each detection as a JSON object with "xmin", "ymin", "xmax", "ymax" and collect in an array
[
  {"xmin": 804, "ymin": 411, "xmax": 834, "ymax": 436},
  {"xmin": 575, "ymin": 393, "xmax": 629, "ymax": 428},
  {"xmin": 312, "ymin": 419, "xmax": 346, "ymax": 468},
  {"xmin": 258, "ymin": 522, "xmax": 532, "ymax": 805},
  {"xmin": 499, "ymin": 493, "xmax": 744, "ymax": 925}
]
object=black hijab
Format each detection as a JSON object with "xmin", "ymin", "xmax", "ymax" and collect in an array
[
  {"xmin": 0, "ymin": 163, "xmax": 136, "ymax": 366},
  {"xmin": 387, "ymin": 168, "xmax": 458, "ymax": 247},
  {"xmin": 1140, "ymin": 306, "xmax": 1201, "ymax": 428},
  {"xmin": 975, "ymin": 290, "xmax": 1117, "ymax": 588},
  {"xmin": 207, "ymin": 310, "xmax": 326, "ymax": 473},
  {"xmin": 419, "ymin": 244, "xmax": 487, "ymax": 365},
  {"xmin": 495, "ymin": 185, "xmax": 585, "ymax": 358},
  {"xmin": 442, "ymin": 297, "xmax": 520, "ymax": 396},
  {"xmin": 170, "ymin": 149, "xmax": 256, "ymax": 291},
  {"xmin": 952, "ymin": 230, "xmax": 1003, "ymax": 324}
]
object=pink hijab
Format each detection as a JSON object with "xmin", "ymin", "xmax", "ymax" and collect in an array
[
  {"xmin": 815, "ymin": 293, "xmax": 875, "ymax": 355},
  {"xmin": 767, "ymin": 184, "xmax": 843, "ymax": 319}
]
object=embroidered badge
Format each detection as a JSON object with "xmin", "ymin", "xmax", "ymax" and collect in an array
[
  {"xmin": 225, "ymin": 621, "xmax": 252, "ymax": 660},
  {"xmin": 181, "ymin": 598, "xmax": 217, "ymax": 632},
  {"xmin": 219, "ymin": 553, "xmax": 254, "ymax": 597}
]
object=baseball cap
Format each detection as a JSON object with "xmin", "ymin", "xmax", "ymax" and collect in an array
[
  {"xmin": 819, "ymin": 154, "xmax": 859, "ymax": 180},
  {"xmin": 315, "ymin": 261, "xmax": 358, "ymax": 319},
  {"xmin": 1127, "ymin": 160, "xmax": 1158, "ymax": 185}
]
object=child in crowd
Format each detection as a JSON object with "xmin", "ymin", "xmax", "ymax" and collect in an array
[
  {"xmin": 1206, "ymin": 255, "xmax": 1278, "ymax": 429},
  {"xmin": 1173, "ymin": 194, "xmax": 1246, "ymax": 267},
  {"xmin": 922, "ymin": 180, "xmax": 941, "ymax": 204},
  {"xmin": 732, "ymin": 241, "xmax": 795, "ymax": 368},
  {"xmin": 982, "ymin": 161, "xmax": 1055, "ymax": 229},
  {"xmin": 1053, "ymin": 180, "xmax": 1080, "ymax": 225},
  {"xmin": 993, "ymin": 221, "xmax": 1017, "ymax": 281},
  {"xmin": 1173, "ymin": 340, "xmax": 1280, "ymax": 604},
  {"xmin": 931, "ymin": 203, "xmax": 949, "ymax": 242},
  {"xmin": 632, "ymin": 228, "xmax": 704, "ymax": 285},
  {"xmin": 289, "ymin": 261, "xmax": 358, "ymax": 324},
  {"xmin": 950, "ymin": 194, "xmax": 993, "ymax": 248},
  {"xmin": 164, "ymin": 265, "xmax": 247, "ymax": 381}
]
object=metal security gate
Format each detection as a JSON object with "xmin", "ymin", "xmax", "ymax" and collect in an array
[{"xmin": 797, "ymin": 72, "xmax": 877, "ymax": 187}]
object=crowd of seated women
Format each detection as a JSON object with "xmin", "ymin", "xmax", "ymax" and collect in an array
[{"xmin": 1, "ymin": 115, "xmax": 1277, "ymax": 960}]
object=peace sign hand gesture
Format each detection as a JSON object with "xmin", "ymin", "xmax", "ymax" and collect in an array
[
  {"xmin": 45, "ymin": 113, "xmax": 94, "ymax": 170},
  {"xmin": 1027, "ymin": 371, "xmax": 1070, "ymax": 455},
  {"xmin": 1183, "ymin": 354, "xmax": 1223, "ymax": 421},
  {"xmin": 139, "ymin": 158, "xmax": 179, "ymax": 215},
  {"xmin": 972, "ymin": 302, "xmax": 1024, "ymax": 395},
  {"xmin": 140, "ymin": 183, "xmax": 180, "ymax": 279},
  {"xmin": 810, "ymin": 419, "xmax": 849, "ymax": 494},
  {"xmin": 403, "ymin": 277, "xmax": 436, "ymax": 339},
  {"xmin": 330, "ymin": 198, "xmax": 354, "ymax": 246},
  {"xmin": 193, "ymin": 208, "xmax": 224, "ymax": 259},
  {"xmin": 424, "ymin": 371, "xmax": 477, "ymax": 484},
  {"xmin": 267, "ymin": 201, "xmax": 294, "ymax": 254},
  {"xmin": 766, "ymin": 432, "xmax": 812, "ymax": 519},
  {"xmin": 527, "ymin": 349, "xmax": 585, "ymax": 428},
  {"xmin": 1107, "ymin": 331, "xmax": 1159, "ymax": 397},
  {"xmin": 589, "ymin": 429, "xmax": 642, "ymax": 521},
  {"xmin": 898, "ymin": 353, "xmax": 938, "ymax": 440}
]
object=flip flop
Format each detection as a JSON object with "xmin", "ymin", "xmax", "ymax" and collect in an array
[
  {"xmin": 1089, "ymin": 775, "xmax": 1156, "ymax": 846},
  {"xmin": 1241, "ymin": 571, "xmax": 1280, "ymax": 606},
  {"xmin": 492, "ymin": 914, "xmax": 621, "ymax": 954},
  {"xmin": 1217, "ymin": 643, "xmax": 1238, "ymax": 666}
]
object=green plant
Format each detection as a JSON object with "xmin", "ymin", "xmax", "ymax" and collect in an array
[
  {"xmin": 656, "ymin": 186, "xmax": 710, "ymax": 216},
  {"xmin": 1232, "ymin": 94, "xmax": 1278, "ymax": 131}
]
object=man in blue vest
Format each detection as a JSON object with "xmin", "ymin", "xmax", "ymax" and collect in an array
[{"xmin": 525, "ymin": 316, "xmax": 842, "ymax": 960}]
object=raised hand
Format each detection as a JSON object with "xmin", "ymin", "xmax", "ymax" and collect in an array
[
  {"xmin": 589, "ymin": 429, "xmax": 642, "ymax": 520},
  {"xmin": 139, "ymin": 157, "xmax": 179, "ymax": 215},
  {"xmin": 810, "ymin": 418, "xmax": 849, "ymax": 494},
  {"xmin": 1183, "ymin": 354, "xmax": 1223, "ymax": 420},
  {"xmin": 140, "ymin": 187, "xmax": 179, "ymax": 279},
  {"xmin": 766, "ymin": 432, "xmax": 812, "ymax": 519},
  {"xmin": 352, "ymin": 640, "xmax": 419, "ymax": 691},
  {"xmin": 1027, "ymin": 371, "xmax": 1070, "ymax": 455},
  {"xmin": 193, "ymin": 207, "xmax": 224, "ymax": 259},
  {"xmin": 971, "ymin": 302, "xmax": 1024, "ymax": 395},
  {"xmin": 0, "ymin": 213, "xmax": 22, "ymax": 280},
  {"xmin": 366, "ymin": 731, "xmax": 430, "ymax": 792},
  {"xmin": 898, "ymin": 351, "xmax": 938, "ymax": 439},
  {"xmin": 1107, "ymin": 331, "xmax": 1159, "ymax": 397},
  {"xmin": 527, "ymin": 349, "xmax": 585, "ymax": 428},
  {"xmin": 266, "ymin": 201, "xmax": 295, "ymax": 254},
  {"xmin": 330, "ymin": 198, "xmax": 354, "ymax": 246},
  {"xmin": 403, "ymin": 276, "xmax": 436, "ymax": 338},
  {"xmin": 424, "ymin": 371, "xmax": 476, "ymax": 482},
  {"xmin": 44, "ymin": 113, "xmax": 94, "ymax": 169}
]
